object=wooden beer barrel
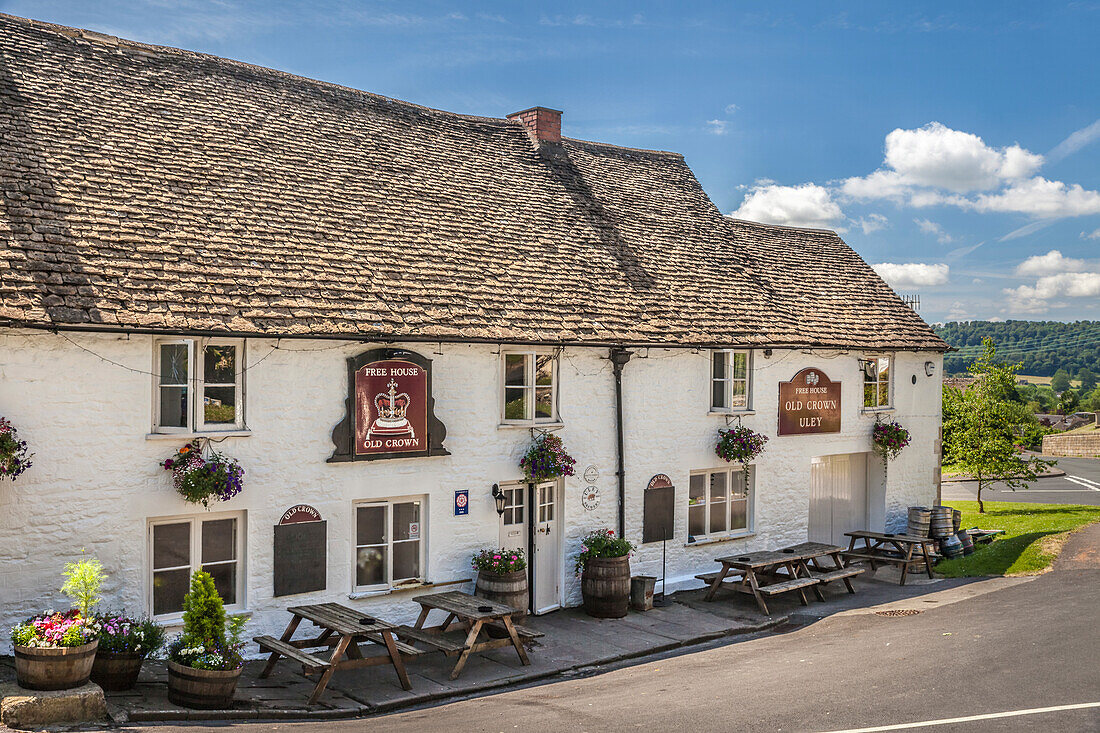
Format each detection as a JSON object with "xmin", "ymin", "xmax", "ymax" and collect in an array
[
  {"xmin": 475, "ymin": 569, "xmax": 529, "ymax": 621},
  {"xmin": 167, "ymin": 660, "xmax": 242, "ymax": 709},
  {"xmin": 907, "ymin": 507, "xmax": 932, "ymax": 537},
  {"xmin": 930, "ymin": 506, "xmax": 954, "ymax": 538},
  {"xmin": 952, "ymin": 509, "xmax": 962, "ymax": 533},
  {"xmin": 14, "ymin": 640, "xmax": 98, "ymax": 691},
  {"xmin": 581, "ymin": 556, "xmax": 631, "ymax": 618},
  {"xmin": 90, "ymin": 651, "xmax": 145, "ymax": 691}
]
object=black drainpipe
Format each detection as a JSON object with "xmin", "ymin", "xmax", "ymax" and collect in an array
[{"xmin": 609, "ymin": 348, "xmax": 633, "ymax": 538}]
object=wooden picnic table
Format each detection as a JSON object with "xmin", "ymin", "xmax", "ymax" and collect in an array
[
  {"xmin": 697, "ymin": 542, "xmax": 863, "ymax": 615},
  {"xmin": 255, "ymin": 602, "xmax": 421, "ymax": 704},
  {"xmin": 841, "ymin": 531, "xmax": 938, "ymax": 585},
  {"xmin": 397, "ymin": 591, "xmax": 534, "ymax": 680}
]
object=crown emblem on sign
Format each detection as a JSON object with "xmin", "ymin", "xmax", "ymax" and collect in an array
[
  {"xmin": 805, "ymin": 371, "xmax": 819, "ymax": 386},
  {"xmin": 367, "ymin": 379, "xmax": 415, "ymax": 440}
]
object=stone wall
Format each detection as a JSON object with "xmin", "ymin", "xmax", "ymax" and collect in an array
[
  {"xmin": 1042, "ymin": 432, "xmax": 1100, "ymax": 458},
  {"xmin": 0, "ymin": 331, "xmax": 940, "ymax": 648}
]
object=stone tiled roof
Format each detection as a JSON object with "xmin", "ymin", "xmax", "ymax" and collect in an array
[{"xmin": 0, "ymin": 14, "xmax": 946, "ymax": 351}]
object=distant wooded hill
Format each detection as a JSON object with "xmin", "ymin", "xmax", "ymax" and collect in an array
[{"xmin": 934, "ymin": 321, "xmax": 1100, "ymax": 376}]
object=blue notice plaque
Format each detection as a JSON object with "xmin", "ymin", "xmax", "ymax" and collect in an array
[{"xmin": 454, "ymin": 489, "xmax": 469, "ymax": 516}]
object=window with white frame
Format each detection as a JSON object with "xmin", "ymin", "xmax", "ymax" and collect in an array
[
  {"xmin": 862, "ymin": 355, "xmax": 892, "ymax": 409},
  {"xmin": 354, "ymin": 498, "xmax": 425, "ymax": 590},
  {"xmin": 687, "ymin": 466, "xmax": 753, "ymax": 543},
  {"xmin": 155, "ymin": 339, "xmax": 245, "ymax": 433},
  {"xmin": 711, "ymin": 350, "xmax": 751, "ymax": 411},
  {"xmin": 501, "ymin": 485, "xmax": 525, "ymax": 526},
  {"xmin": 502, "ymin": 351, "xmax": 558, "ymax": 424},
  {"xmin": 149, "ymin": 512, "xmax": 244, "ymax": 617}
]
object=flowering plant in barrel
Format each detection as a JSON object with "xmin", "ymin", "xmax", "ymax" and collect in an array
[
  {"xmin": 576, "ymin": 529, "xmax": 637, "ymax": 619},
  {"xmin": 472, "ymin": 548, "xmax": 527, "ymax": 575},
  {"xmin": 162, "ymin": 442, "xmax": 244, "ymax": 508},
  {"xmin": 715, "ymin": 425, "xmax": 768, "ymax": 464},
  {"xmin": 10, "ymin": 552, "xmax": 106, "ymax": 690},
  {"xmin": 872, "ymin": 420, "xmax": 911, "ymax": 460},
  {"xmin": 574, "ymin": 529, "xmax": 635, "ymax": 573},
  {"xmin": 0, "ymin": 416, "xmax": 33, "ymax": 481},
  {"xmin": 90, "ymin": 612, "xmax": 166, "ymax": 691},
  {"xmin": 519, "ymin": 433, "xmax": 576, "ymax": 482}
]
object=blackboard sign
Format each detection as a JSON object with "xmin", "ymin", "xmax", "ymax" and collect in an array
[
  {"xmin": 643, "ymin": 479, "xmax": 675, "ymax": 544},
  {"xmin": 273, "ymin": 521, "xmax": 327, "ymax": 597}
]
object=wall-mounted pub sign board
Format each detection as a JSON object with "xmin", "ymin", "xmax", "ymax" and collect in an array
[
  {"xmin": 643, "ymin": 474, "xmax": 675, "ymax": 544},
  {"xmin": 778, "ymin": 367, "xmax": 841, "ymax": 436},
  {"xmin": 329, "ymin": 348, "xmax": 450, "ymax": 462},
  {"xmin": 273, "ymin": 505, "xmax": 327, "ymax": 597}
]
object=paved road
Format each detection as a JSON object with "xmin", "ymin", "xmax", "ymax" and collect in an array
[
  {"xmin": 943, "ymin": 455, "xmax": 1100, "ymax": 506},
  {"xmin": 135, "ymin": 525, "xmax": 1100, "ymax": 733}
]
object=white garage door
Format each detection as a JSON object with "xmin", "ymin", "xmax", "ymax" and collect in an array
[{"xmin": 809, "ymin": 453, "xmax": 869, "ymax": 546}]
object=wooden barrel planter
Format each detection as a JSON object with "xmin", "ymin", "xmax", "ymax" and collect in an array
[
  {"xmin": 907, "ymin": 506, "xmax": 932, "ymax": 537},
  {"xmin": 167, "ymin": 660, "xmax": 242, "ymax": 709},
  {"xmin": 476, "ymin": 569, "xmax": 529, "ymax": 637},
  {"xmin": 581, "ymin": 555, "xmax": 631, "ymax": 619},
  {"xmin": 90, "ymin": 651, "xmax": 146, "ymax": 691},
  {"xmin": 14, "ymin": 640, "xmax": 98, "ymax": 691}
]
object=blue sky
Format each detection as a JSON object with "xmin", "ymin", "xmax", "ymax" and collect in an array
[{"xmin": 5, "ymin": 1, "xmax": 1099, "ymax": 324}]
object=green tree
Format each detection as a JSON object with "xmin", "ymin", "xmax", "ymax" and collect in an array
[
  {"xmin": 1051, "ymin": 368, "xmax": 1072, "ymax": 393},
  {"xmin": 1076, "ymin": 367, "xmax": 1097, "ymax": 392},
  {"xmin": 181, "ymin": 570, "xmax": 227, "ymax": 648},
  {"xmin": 61, "ymin": 550, "xmax": 106, "ymax": 619},
  {"xmin": 942, "ymin": 338, "xmax": 1055, "ymax": 513},
  {"xmin": 1059, "ymin": 390, "xmax": 1080, "ymax": 414}
]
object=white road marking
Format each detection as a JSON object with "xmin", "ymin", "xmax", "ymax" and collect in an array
[
  {"xmin": 817, "ymin": 701, "xmax": 1100, "ymax": 732},
  {"xmin": 1065, "ymin": 476, "xmax": 1100, "ymax": 491}
]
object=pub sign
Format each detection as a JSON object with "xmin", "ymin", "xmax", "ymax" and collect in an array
[
  {"xmin": 778, "ymin": 367, "xmax": 841, "ymax": 436},
  {"xmin": 329, "ymin": 348, "xmax": 449, "ymax": 462}
]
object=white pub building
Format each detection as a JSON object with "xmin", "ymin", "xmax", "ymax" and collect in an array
[{"xmin": 0, "ymin": 14, "xmax": 946, "ymax": 640}]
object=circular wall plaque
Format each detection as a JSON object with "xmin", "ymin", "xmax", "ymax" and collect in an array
[
  {"xmin": 583, "ymin": 465, "xmax": 599, "ymax": 483},
  {"xmin": 581, "ymin": 485, "xmax": 601, "ymax": 511}
]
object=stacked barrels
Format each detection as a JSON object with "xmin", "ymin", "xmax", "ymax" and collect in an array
[{"xmin": 907, "ymin": 507, "xmax": 932, "ymax": 538}]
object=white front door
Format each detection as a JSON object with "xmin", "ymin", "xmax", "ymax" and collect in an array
[
  {"xmin": 809, "ymin": 454, "xmax": 868, "ymax": 545},
  {"xmin": 533, "ymin": 480, "xmax": 562, "ymax": 614}
]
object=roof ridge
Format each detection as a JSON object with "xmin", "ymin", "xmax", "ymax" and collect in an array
[
  {"xmin": 724, "ymin": 216, "xmax": 840, "ymax": 235},
  {"xmin": 562, "ymin": 137, "xmax": 684, "ymax": 159}
]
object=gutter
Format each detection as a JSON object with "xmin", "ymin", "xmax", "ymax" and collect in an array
[
  {"xmin": 609, "ymin": 348, "xmax": 633, "ymax": 538},
  {"xmin": 0, "ymin": 320, "xmax": 952, "ymax": 353}
]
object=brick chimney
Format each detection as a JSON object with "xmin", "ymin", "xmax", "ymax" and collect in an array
[{"xmin": 507, "ymin": 106, "xmax": 562, "ymax": 144}]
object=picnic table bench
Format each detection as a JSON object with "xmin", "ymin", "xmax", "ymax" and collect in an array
[
  {"xmin": 397, "ymin": 591, "xmax": 541, "ymax": 680},
  {"xmin": 700, "ymin": 542, "xmax": 861, "ymax": 615},
  {"xmin": 841, "ymin": 531, "xmax": 939, "ymax": 585},
  {"xmin": 256, "ymin": 602, "xmax": 422, "ymax": 704}
]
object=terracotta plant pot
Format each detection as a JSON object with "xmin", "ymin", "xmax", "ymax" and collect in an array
[
  {"xmin": 581, "ymin": 555, "xmax": 631, "ymax": 619},
  {"xmin": 475, "ymin": 568, "xmax": 529, "ymax": 637},
  {"xmin": 90, "ymin": 650, "xmax": 146, "ymax": 691},
  {"xmin": 167, "ymin": 660, "xmax": 242, "ymax": 709},
  {"xmin": 14, "ymin": 640, "xmax": 99, "ymax": 691}
]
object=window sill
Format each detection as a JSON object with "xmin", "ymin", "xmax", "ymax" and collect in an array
[
  {"xmin": 708, "ymin": 410, "xmax": 756, "ymax": 417},
  {"xmin": 497, "ymin": 422, "xmax": 564, "ymax": 430},
  {"xmin": 347, "ymin": 577, "xmax": 471, "ymax": 600},
  {"xmin": 146, "ymin": 429, "xmax": 252, "ymax": 440},
  {"xmin": 685, "ymin": 532, "xmax": 755, "ymax": 548},
  {"xmin": 860, "ymin": 407, "xmax": 896, "ymax": 415}
]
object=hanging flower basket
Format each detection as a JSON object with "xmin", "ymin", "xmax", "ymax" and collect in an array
[
  {"xmin": 519, "ymin": 433, "xmax": 576, "ymax": 482},
  {"xmin": 0, "ymin": 417, "xmax": 34, "ymax": 481},
  {"xmin": 872, "ymin": 420, "xmax": 911, "ymax": 460},
  {"xmin": 162, "ymin": 443, "xmax": 244, "ymax": 508},
  {"xmin": 716, "ymin": 425, "xmax": 768, "ymax": 464}
]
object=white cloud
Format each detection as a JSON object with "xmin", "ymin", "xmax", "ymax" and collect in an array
[
  {"xmin": 946, "ymin": 300, "xmax": 973, "ymax": 321},
  {"xmin": 724, "ymin": 103, "xmax": 740, "ymax": 115},
  {"xmin": 871, "ymin": 262, "xmax": 950, "ymax": 288},
  {"xmin": 1047, "ymin": 118, "xmax": 1100, "ymax": 163},
  {"xmin": 843, "ymin": 122, "xmax": 1043, "ymax": 199},
  {"xmin": 1015, "ymin": 250, "xmax": 1087, "ymax": 277},
  {"xmin": 914, "ymin": 218, "xmax": 953, "ymax": 243},
  {"xmin": 1084, "ymin": 228, "xmax": 1100, "ymax": 240},
  {"xmin": 730, "ymin": 183, "xmax": 845, "ymax": 230},
  {"xmin": 962, "ymin": 177, "xmax": 1100, "ymax": 218},
  {"xmin": 855, "ymin": 213, "xmax": 889, "ymax": 234},
  {"xmin": 1005, "ymin": 272, "xmax": 1100, "ymax": 301},
  {"xmin": 705, "ymin": 119, "xmax": 728, "ymax": 135}
]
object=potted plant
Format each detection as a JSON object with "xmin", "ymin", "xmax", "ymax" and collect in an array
[
  {"xmin": 162, "ymin": 442, "xmax": 245, "ymax": 508},
  {"xmin": 520, "ymin": 433, "xmax": 576, "ymax": 482},
  {"xmin": 576, "ymin": 529, "xmax": 636, "ymax": 619},
  {"xmin": 165, "ymin": 570, "xmax": 246, "ymax": 709},
  {"xmin": 472, "ymin": 549, "xmax": 529, "ymax": 634},
  {"xmin": 90, "ymin": 613, "xmax": 165, "ymax": 691},
  {"xmin": 11, "ymin": 553, "xmax": 105, "ymax": 690},
  {"xmin": 872, "ymin": 420, "xmax": 911, "ymax": 460},
  {"xmin": 0, "ymin": 416, "xmax": 33, "ymax": 480},
  {"xmin": 715, "ymin": 424, "xmax": 768, "ymax": 464}
]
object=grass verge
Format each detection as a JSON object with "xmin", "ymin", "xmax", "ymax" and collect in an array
[{"xmin": 936, "ymin": 500, "xmax": 1100, "ymax": 577}]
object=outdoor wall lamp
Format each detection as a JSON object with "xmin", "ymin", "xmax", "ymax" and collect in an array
[
  {"xmin": 924, "ymin": 361, "xmax": 936, "ymax": 377},
  {"xmin": 491, "ymin": 483, "xmax": 506, "ymax": 516}
]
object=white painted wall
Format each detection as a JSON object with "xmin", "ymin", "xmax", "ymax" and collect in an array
[{"xmin": 0, "ymin": 331, "xmax": 940, "ymax": 648}]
